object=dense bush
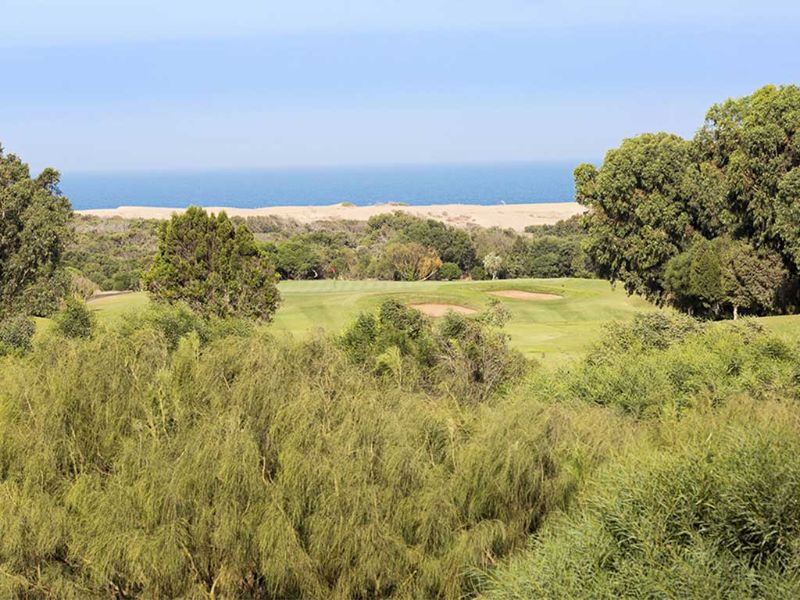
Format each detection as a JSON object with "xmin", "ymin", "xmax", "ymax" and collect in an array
[
  {"xmin": 366, "ymin": 212, "xmax": 477, "ymax": 270},
  {"xmin": 438, "ymin": 262, "xmax": 462, "ymax": 280},
  {"xmin": 271, "ymin": 232, "xmax": 356, "ymax": 279},
  {"xmin": 563, "ymin": 315, "xmax": 796, "ymax": 418},
  {"xmin": 65, "ymin": 209, "xmax": 592, "ymax": 285},
  {"xmin": 470, "ymin": 265, "xmax": 487, "ymax": 280},
  {"xmin": 0, "ymin": 314, "xmax": 36, "ymax": 355},
  {"xmin": 341, "ymin": 299, "xmax": 526, "ymax": 403},
  {"xmin": 1, "ymin": 303, "xmax": 799, "ymax": 597},
  {"xmin": 0, "ymin": 316, "xmax": 569, "ymax": 599},
  {"xmin": 54, "ymin": 297, "xmax": 95, "ymax": 339},
  {"xmin": 482, "ymin": 403, "xmax": 800, "ymax": 598},
  {"xmin": 66, "ymin": 267, "xmax": 100, "ymax": 299},
  {"xmin": 119, "ymin": 301, "xmax": 252, "ymax": 351}
]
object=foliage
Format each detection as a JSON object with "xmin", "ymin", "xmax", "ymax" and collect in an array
[
  {"xmin": 578, "ymin": 85, "xmax": 800, "ymax": 317},
  {"xmin": 64, "ymin": 216, "xmax": 161, "ymax": 291},
  {"xmin": 576, "ymin": 132, "xmax": 695, "ymax": 301},
  {"xmin": 272, "ymin": 232, "xmax": 355, "ymax": 279},
  {"xmin": 144, "ymin": 207, "xmax": 281, "ymax": 320},
  {"xmin": 118, "ymin": 301, "xmax": 251, "ymax": 351},
  {"xmin": 587, "ymin": 311, "xmax": 703, "ymax": 360},
  {"xmin": 367, "ymin": 212, "xmax": 477, "ymax": 270},
  {"xmin": 695, "ymin": 84, "xmax": 800, "ymax": 266},
  {"xmin": 664, "ymin": 236, "xmax": 788, "ymax": 318},
  {"xmin": 54, "ymin": 297, "xmax": 95, "ymax": 339},
  {"xmin": 505, "ymin": 236, "xmax": 587, "ymax": 279},
  {"xmin": 483, "ymin": 253, "xmax": 503, "ymax": 280},
  {"xmin": 438, "ymin": 262, "xmax": 462, "ymax": 280},
  {"xmin": 470, "ymin": 265, "xmax": 487, "ymax": 280},
  {"xmin": 65, "ymin": 209, "xmax": 590, "ymax": 284},
  {"xmin": 66, "ymin": 267, "xmax": 100, "ymax": 299},
  {"xmin": 574, "ymin": 316, "xmax": 795, "ymax": 418},
  {"xmin": 0, "ymin": 314, "xmax": 36, "ymax": 355},
  {"xmin": 381, "ymin": 241, "xmax": 443, "ymax": 281},
  {"xmin": 0, "ymin": 143, "xmax": 73, "ymax": 316},
  {"xmin": 0, "ymin": 318, "xmax": 554, "ymax": 599},
  {"xmin": 340, "ymin": 299, "xmax": 526, "ymax": 403},
  {"xmin": 524, "ymin": 214, "xmax": 585, "ymax": 238},
  {"xmin": 482, "ymin": 402, "xmax": 800, "ymax": 599},
  {"xmin": 2, "ymin": 295, "xmax": 800, "ymax": 597}
]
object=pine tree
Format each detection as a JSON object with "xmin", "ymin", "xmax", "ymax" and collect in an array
[{"xmin": 144, "ymin": 207, "xmax": 280, "ymax": 320}]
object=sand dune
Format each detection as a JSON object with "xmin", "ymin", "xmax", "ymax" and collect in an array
[{"xmin": 77, "ymin": 202, "xmax": 584, "ymax": 231}]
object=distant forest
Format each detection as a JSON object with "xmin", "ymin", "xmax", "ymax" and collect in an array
[{"xmin": 65, "ymin": 210, "xmax": 591, "ymax": 291}]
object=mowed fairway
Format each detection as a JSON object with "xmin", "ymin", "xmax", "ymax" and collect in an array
[
  {"xmin": 88, "ymin": 278, "xmax": 655, "ymax": 365},
  {"xmin": 270, "ymin": 279, "xmax": 656, "ymax": 364}
]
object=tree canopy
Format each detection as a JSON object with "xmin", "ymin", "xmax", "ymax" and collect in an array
[
  {"xmin": 0, "ymin": 144, "xmax": 73, "ymax": 316},
  {"xmin": 144, "ymin": 207, "xmax": 280, "ymax": 320},
  {"xmin": 577, "ymin": 85, "xmax": 800, "ymax": 318}
]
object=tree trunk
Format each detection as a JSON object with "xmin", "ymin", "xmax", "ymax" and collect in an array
[{"xmin": 733, "ymin": 305, "xmax": 738, "ymax": 320}]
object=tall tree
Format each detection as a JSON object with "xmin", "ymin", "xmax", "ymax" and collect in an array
[
  {"xmin": 695, "ymin": 84, "xmax": 800, "ymax": 270},
  {"xmin": 579, "ymin": 85, "xmax": 800, "ymax": 317},
  {"xmin": 144, "ymin": 207, "xmax": 280, "ymax": 320},
  {"xmin": 575, "ymin": 133, "xmax": 696, "ymax": 302},
  {"xmin": 0, "ymin": 144, "xmax": 73, "ymax": 316}
]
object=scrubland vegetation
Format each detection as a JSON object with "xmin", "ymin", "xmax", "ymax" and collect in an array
[
  {"xmin": 2, "ymin": 304, "xmax": 800, "ymax": 598},
  {"xmin": 3, "ymin": 84, "xmax": 800, "ymax": 598},
  {"xmin": 66, "ymin": 211, "xmax": 589, "ymax": 291}
]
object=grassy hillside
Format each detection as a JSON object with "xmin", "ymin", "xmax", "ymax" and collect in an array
[{"xmin": 86, "ymin": 278, "xmax": 655, "ymax": 366}]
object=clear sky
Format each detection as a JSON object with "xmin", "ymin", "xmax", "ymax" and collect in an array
[{"xmin": 2, "ymin": 1, "xmax": 799, "ymax": 172}]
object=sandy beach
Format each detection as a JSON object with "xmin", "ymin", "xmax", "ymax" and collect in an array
[{"xmin": 77, "ymin": 202, "xmax": 584, "ymax": 231}]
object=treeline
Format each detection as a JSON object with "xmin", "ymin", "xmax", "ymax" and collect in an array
[
  {"xmin": 579, "ymin": 84, "xmax": 800, "ymax": 319},
  {"xmin": 2, "ymin": 303, "xmax": 799, "ymax": 597},
  {"xmin": 66, "ymin": 211, "xmax": 591, "ymax": 289}
]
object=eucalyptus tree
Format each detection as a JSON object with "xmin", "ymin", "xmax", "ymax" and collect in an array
[{"xmin": 0, "ymin": 144, "xmax": 73, "ymax": 316}]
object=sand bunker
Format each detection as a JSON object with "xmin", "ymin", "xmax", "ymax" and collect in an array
[
  {"xmin": 489, "ymin": 290, "xmax": 562, "ymax": 301},
  {"xmin": 409, "ymin": 303, "xmax": 478, "ymax": 317}
]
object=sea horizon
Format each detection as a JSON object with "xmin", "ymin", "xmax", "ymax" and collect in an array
[{"xmin": 60, "ymin": 160, "xmax": 584, "ymax": 211}]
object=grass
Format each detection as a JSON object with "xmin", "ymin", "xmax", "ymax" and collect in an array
[{"xmin": 86, "ymin": 278, "xmax": 655, "ymax": 366}]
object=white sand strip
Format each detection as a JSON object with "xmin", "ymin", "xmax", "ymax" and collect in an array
[{"xmin": 77, "ymin": 202, "xmax": 584, "ymax": 231}]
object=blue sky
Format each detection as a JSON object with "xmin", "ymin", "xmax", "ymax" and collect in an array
[{"xmin": 2, "ymin": 1, "xmax": 799, "ymax": 172}]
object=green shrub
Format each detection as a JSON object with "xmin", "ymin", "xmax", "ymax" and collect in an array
[
  {"xmin": 54, "ymin": 297, "xmax": 95, "ymax": 338},
  {"xmin": 563, "ymin": 317, "xmax": 796, "ymax": 418},
  {"xmin": 64, "ymin": 215, "xmax": 160, "ymax": 291},
  {"xmin": 439, "ymin": 262, "xmax": 462, "ymax": 280},
  {"xmin": 482, "ymin": 403, "xmax": 800, "ymax": 598},
  {"xmin": 341, "ymin": 299, "xmax": 526, "ymax": 403},
  {"xmin": 0, "ymin": 314, "xmax": 36, "ymax": 354},
  {"xmin": 587, "ymin": 311, "xmax": 703, "ymax": 364},
  {"xmin": 66, "ymin": 267, "xmax": 100, "ymax": 299},
  {"xmin": 0, "ymin": 327, "xmax": 564, "ymax": 598},
  {"xmin": 119, "ymin": 302, "xmax": 251, "ymax": 351},
  {"xmin": 470, "ymin": 265, "xmax": 487, "ymax": 280}
]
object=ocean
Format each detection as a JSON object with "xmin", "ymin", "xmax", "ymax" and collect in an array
[{"xmin": 60, "ymin": 162, "xmax": 580, "ymax": 211}]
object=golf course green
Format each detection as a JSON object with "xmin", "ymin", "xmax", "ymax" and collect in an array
[{"xmin": 87, "ymin": 278, "xmax": 657, "ymax": 365}]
